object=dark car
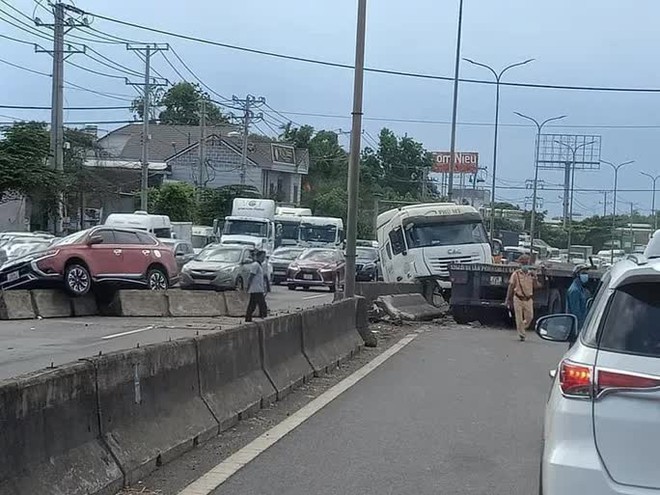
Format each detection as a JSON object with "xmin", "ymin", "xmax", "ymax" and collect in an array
[
  {"xmin": 0, "ymin": 227, "xmax": 179, "ymax": 295},
  {"xmin": 287, "ymin": 248, "xmax": 345, "ymax": 292},
  {"xmin": 355, "ymin": 247, "xmax": 381, "ymax": 281},
  {"xmin": 270, "ymin": 246, "xmax": 304, "ymax": 284}
]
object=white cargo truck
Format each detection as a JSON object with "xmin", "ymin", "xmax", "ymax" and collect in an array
[
  {"xmin": 171, "ymin": 221, "xmax": 193, "ymax": 242},
  {"xmin": 221, "ymin": 198, "xmax": 276, "ymax": 254},
  {"xmin": 376, "ymin": 203, "xmax": 492, "ymax": 292},
  {"xmin": 298, "ymin": 216, "xmax": 344, "ymax": 248},
  {"xmin": 275, "ymin": 206, "xmax": 312, "ymax": 217}
]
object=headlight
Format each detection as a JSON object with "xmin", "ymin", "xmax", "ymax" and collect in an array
[{"xmin": 219, "ymin": 266, "xmax": 236, "ymax": 273}]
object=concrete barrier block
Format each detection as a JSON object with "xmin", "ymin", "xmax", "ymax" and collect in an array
[
  {"xmin": 30, "ymin": 289, "xmax": 72, "ymax": 318},
  {"xmin": 197, "ymin": 324, "xmax": 276, "ymax": 431},
  {"xmin": 0, "ymin": 363, "xmax": 123, "ymax": 495},
  {"xmin": 72, "ymin": 294, "xmax": 98, "ymax": 317},
  {"xmin": 0, "ymin": 290, "xmax": 35, "ymax": 319},
  {"xmin": 224, "ymin": 290, "xmax": 249, "ymax": 318},
  {"xmin": 93, "ymin": 339, "xmax": 217, "ymax": 484},
  {"xmin": 356, "ymin": 282, "xmax": 424, "ymax": 306},
  {"xmin": 104, "ymin": 289, "xmax": 169, "ymax": 317},
  {"xmin": 375, "ymin": 293, "xmax": 446, "ymax": 321},
  {"xmin": 260, "ymin": 313, "xmax": 313, "ymax": 399},
  {"xmin": 168, "ymin": 289, "xmax": 226, "ymax": 317},
  {"xmin": 301, "ymin": 299, "xmax": 364, "ymax": 376}
]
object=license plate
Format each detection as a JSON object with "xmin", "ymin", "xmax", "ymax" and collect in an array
[
  {"xmin": 303, "ymin": 274, "xmax": 313, "ymax": 280},
  {"xmin": 6, "ymin": 271, "xmax": 19, "ymax": 282},
  {"xmin": 489, "ymin": 275, "xmax": 503, "ymax": 286}
]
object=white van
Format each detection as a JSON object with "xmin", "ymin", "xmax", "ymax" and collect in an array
[
  {"xmin": 104, "ymin": 211, "xmax": 172, "ymax": 239},
  {"xmin": 376, "ymin": 203, "xmax": 492, "ymax": 289},
  {"xmin": 299, "ymin": 216, "xmax": 344, "ymax": 248}
]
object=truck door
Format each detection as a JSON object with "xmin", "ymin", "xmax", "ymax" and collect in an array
[
  {"xmin": 380, "ymin": 242, "xmax": 395, "ymax": 282},
  {"xmin": 388, "ymin": 226, "xmax": 408, "ymax": 282}
]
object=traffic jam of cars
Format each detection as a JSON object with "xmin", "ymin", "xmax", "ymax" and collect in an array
[{"xmin": 0, "ymin": 201, "xmax": 381, "ymax": 297}]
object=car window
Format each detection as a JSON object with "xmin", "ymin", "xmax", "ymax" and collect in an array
[
  {"xmin": 580, "ymin": 277, "xmax": 612, "ymax": 347},
  {"xmin": 598, "ymin": 282, "xmax": 660, "ymax": 358},
  {"xmin": 114, "ymin": 231, "xmax": 141, "ymax": 245},
  {"xmin": 389, "ymin": 228, "xmax": 405, "ymax": 255},
  {"xmin": 96, "ymin": 230, "xmax": 116, "ymax": 244},
  {"xmin": 136, "ymin": 231, "xmax": 157, "ymax": 245},
  {"xmin": 386, "ymin": 242, "xmax": 392, "ymax": 260}
]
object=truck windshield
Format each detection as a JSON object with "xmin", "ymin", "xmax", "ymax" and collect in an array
[
  {"xmin": 404, "ymin": 221, "xmax": 488, "ymax": 248},
  {"xmin": 300, "ymin": 224, "xmax": 337, "ymax": 243},
  {"xmin": 223, "ymin": 220, "xmax": 268, "ymax": 237},
  {"xmin": 277, "ymin": 220, "xmax": 300, "ymax": 242}
]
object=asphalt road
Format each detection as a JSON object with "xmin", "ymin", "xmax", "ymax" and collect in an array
[
  {"xmin": 0, "ymin": 285, "xmax": 333, "ymax": 380},
  {"xmin": 208, "ymin": 325, "xmax": 564, "ymax": 495}
]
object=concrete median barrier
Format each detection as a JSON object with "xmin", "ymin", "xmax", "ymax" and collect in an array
[
  {"xmin": 224, "ymin": 290, "xmax": 249, "ymax": 317},
  {"xmin": 375, "ymin": 293, "xmax": 446, "ymax": 321},
  {"xmin": 259, "ymin": 313, "xmax": 313, "ymax": 399},
  {"xmin": 168, "ymin": 289, "xmax": 226, "ymax": 317},
  {"xmin": 31, "ymin": 289, "xmax": 72, "ymax": 318},
  {"xmin": 0, "ymin": 363, "xmax": 123, "ymax": 495},
  {"xmin": 197, "ymin": 324, "xmax": 277, "ymax": 431},
  {"xmin": 102, "ymin": 289, "xmax": 169, "ymax": 317},
  {"xmin": 0, "ymin": 290, "xmax": 35, "ymax": 319},
  {"xmin": 356, "ymin": 281, "xmax": 424, "ymax": 306},
  {"xmin": 72, "ymin": 294, "xmax": 98, "ymax": 316},
  {"xmin": 301, "ymin": 299, "xmax": 364, "ymax": 375},
  {"xmin": 92, "ymin": 339, "xmax": 217, "ymax": 484}
]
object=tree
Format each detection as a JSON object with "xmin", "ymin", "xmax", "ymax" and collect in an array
[
  {"xmin": 131, "ymin": 82, "xmax": 229, "ymax": 125},
  {"xmin": 196, "ymin": 184, "xmax": 260, "ymax": 226},
  {"xmin": 149, "ymin": 182, "xmax": 197, "ymax": 221}
]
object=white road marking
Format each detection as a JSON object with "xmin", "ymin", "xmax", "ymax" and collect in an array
[
  {"xmin": 302, "ymin": 294, "xmax": 329, "ymax": 300},
  {"xmin": 178, "ymin": 333, "xmax": 419, "ymax": 495},
  {"xmin": 101, "ymin": 325, "xmax": 156, "ymax": 340}
]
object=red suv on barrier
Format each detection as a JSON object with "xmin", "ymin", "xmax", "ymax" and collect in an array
[{"xmin": 0, "ymin": 226, "xmax": 179, "ymax": 295}]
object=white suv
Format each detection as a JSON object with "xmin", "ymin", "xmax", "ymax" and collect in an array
[{"xmin": 536, "ymin": 254, "xmax": 660, "ymax": 495}]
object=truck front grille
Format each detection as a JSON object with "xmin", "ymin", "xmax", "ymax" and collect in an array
[{"xmin": 429, "ymin": 255, "xmax": 481, "ymax": 276}]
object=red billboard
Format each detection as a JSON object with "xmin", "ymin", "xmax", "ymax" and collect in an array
[{"xmin": 432, "ymin": 151, "xmax": 479, "ymax": 174}]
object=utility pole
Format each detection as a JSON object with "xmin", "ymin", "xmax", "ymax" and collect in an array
[
  {"xmin": 640, "ymin": 172, "xmax": 660, "ymax": 231},
  {"xmin": 602, "ymin": 159, "xmax": 634, "ymax": 264},
  {"xmin": 198, "ymin": 99, "xmax": 207, "ymax": 197},
  {"xmin": 36, "ymin": 2, "xmax": 84, "ymax": 234},
  {"xmin": 447, "ymin": 0, "xmax": 464, "ymax": 201},
  {"xmin": 630, "ymin": 202, "xmax": 634, "ymax": 251},
  {"xmin": 344, "ymin": 0, "xmax": 367, "ymax": 298},
  {"xmin": 602, "ymin": 191, "xmax": 608, "ymax": 217},
  {"xmin": 126, "ymin": 44, "xmax": 169, "ymax": 211},
  {"xmin": 231, "ymin": 95, "xmax": 265, "ymax": 186}
]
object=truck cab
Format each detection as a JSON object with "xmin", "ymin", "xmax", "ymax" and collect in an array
[
  {"xmin": 274, "ymin": 207, "xmax": 312, "ymax": 247},
  {"xmin": 220, "ymin": 198, "xmax": 276, "ymax": 254},
  {"xmin": 299, "ymin": 217, "xmax": 344, "ymax": 248},
  {"xmin": 376, "ymin": 203, "xmax": 492, "ymax": 289}
]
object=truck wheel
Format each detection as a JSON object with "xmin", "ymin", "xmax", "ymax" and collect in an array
[{"xmin": 452, "ymin": 306, "xmax": 473, "ymax": 325}]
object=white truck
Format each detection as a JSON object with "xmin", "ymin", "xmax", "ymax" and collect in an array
[
  {"xmin": 171, "ymin": 221, "xmax": 193, "ymax": 242},
  {"xmin": 274, "ymin": 207, "xmax": 312, "ymax": 247},
  {"xmin": 104, "ymin": 211, "xmax": 172, "ymax": 239},
  {"xmin": 376, "ymin": 203, "xmax": 492, "ymax": 293},
  {"xmin": 220, "ymin": 198, "xmax": 276, "ymax": 254},
  {"xmin": 298, "ymin": 216, "xmax": 344, "ymax": 248}
]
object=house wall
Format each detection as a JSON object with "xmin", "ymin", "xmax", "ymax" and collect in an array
[{"xmin": 169, "ymin": 140, "xmax": 262, "ymax": 192}]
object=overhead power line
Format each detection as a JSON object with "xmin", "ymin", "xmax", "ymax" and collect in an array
[
  {"xmin": 0, "ymin": 104, "xmax": 129, "ymax": 110},
  {"xmin": 70, "ymin": 6, "xmax": 660, "ymax": 94}
]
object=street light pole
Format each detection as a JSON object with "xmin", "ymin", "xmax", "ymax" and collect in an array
[
  {"xmin": 602, "ymin": 160, "xmax": 634, "ymax": 264},
  {"xmin": 343, "ymin": 0, "xmax": 367, "ymax": 299},
  {"xmin": 447, "ymin": 0, "xmax": 464, "ymax": 201},
  {"xmin": 513, "ymin": 112, "xmax": 567, "ymax": 254},
  {"xmin": 555, "ymin": 140, "xmax": 596, "ymax": 256},
  {"xmin": 463, "ymin": 58, "xmax": 534, "ymax": 241},
  {"xmin": 640, "ymin": 172, "xmax": 660, "ymax": 231}
]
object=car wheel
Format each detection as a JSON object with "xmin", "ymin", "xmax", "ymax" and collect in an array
[
  {"xmin": 235, "ymin": 276, "xmax": 245, "ymax": 291},
  {"xmin": 288, "ymin": 284, "xmax": 296, "ymax": 291},
  {"xmin": 64, "ymin": 263, "xmax": 91, "ymax": 296},
  {"xmin": 147, "ymin": 267, "xmax": 169, "ymax": 290}
]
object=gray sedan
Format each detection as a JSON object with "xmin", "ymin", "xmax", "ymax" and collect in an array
[{"xmin": 180, "ymin": 245, "xmax": 254, "ymax": 291}]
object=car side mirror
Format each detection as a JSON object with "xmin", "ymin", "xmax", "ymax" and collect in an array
[
  {"xmin": 536, "ymin": 314, "xmax": 578, "ymax": 343},
  {"xmin": 87, "ymin": 235, "xmax": 103, "ymax": 245}
]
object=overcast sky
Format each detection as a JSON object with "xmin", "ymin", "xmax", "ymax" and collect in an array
[{"xmin": 2, "ymin": 0, "xmax": 660, "ymax": 217}]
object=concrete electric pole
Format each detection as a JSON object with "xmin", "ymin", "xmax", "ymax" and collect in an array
[
  {"xmin": 126, "ymin": 44, "xmax": 169, "ymax": 211},
  {"xmin": 447, "ymin": 0, "xmax": 465, "ymax": 201},
  {"xmin": 231, "ymin": 95, "xmax": 265, "ymax": 186},
  {"xmin": 198, "ymin": 99, "xmax": 207, "ymax": 197}
]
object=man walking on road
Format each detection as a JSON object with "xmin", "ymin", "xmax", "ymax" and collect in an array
[
  {"xmin": 245, "ymin": 250, "xmax": 268, "ymax": 322},
  {"xmin": 506, "ymin": 254, "xmax": 542, "ymax": 341}
]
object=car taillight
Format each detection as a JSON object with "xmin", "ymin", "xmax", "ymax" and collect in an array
[
  {"xmin": 559, "ymin": 360, "xmax": 593, "ymax": 397},
  {"xmin": 597, "ymin": 369, "xmax": 660, "ymax": 395}
]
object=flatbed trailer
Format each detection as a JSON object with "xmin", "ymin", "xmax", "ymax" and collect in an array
[{"xmin": 448, "ymin": 262, "xmax": 603, "ymax": 324}]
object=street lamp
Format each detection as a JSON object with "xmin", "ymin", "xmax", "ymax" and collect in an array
[
  {"xmin": 640, "ymin": 171, "xmax": 660, "ymax": 231},
  {"xmin": 463, "ymin": 57, "xmax": 534, "ymax": 242},
  {"xmin": 554, "ymin": 140, "xmax": 596, "ymax": 255},
  {"xmin": 513, "ymin": 112, "xmax": 567, "ymax": 253},
  {"xmin": 602, "ymin": 159, "xmax": 634, "ymax": 264}
]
